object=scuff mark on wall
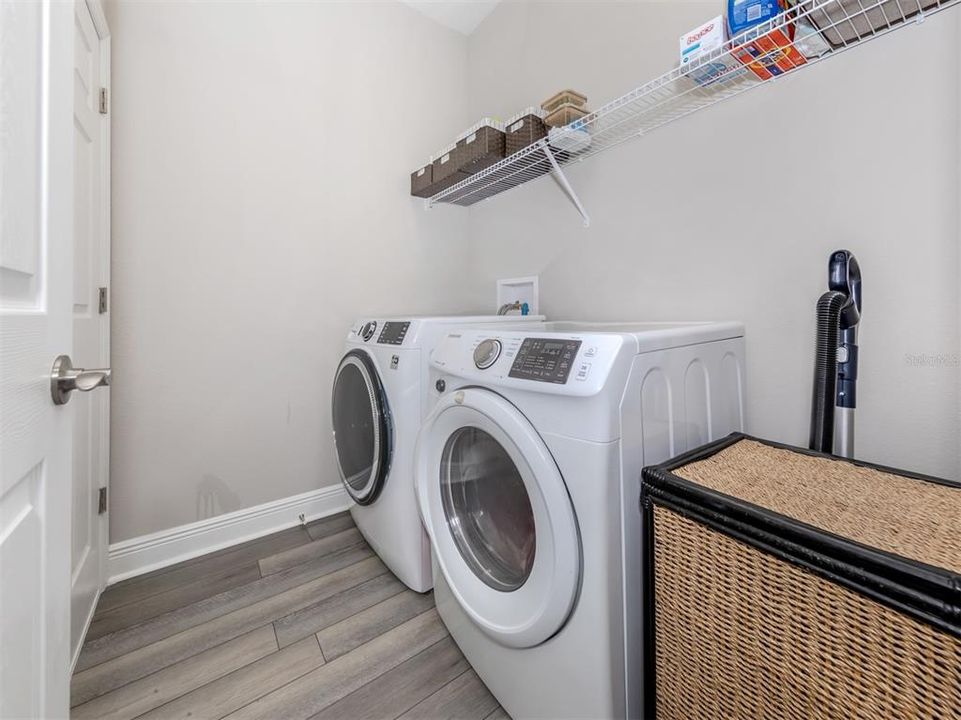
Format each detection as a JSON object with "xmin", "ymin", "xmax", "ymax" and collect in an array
[{"xmin": 196, "ymin": 473, "xmax": 243, "ymax": 520}]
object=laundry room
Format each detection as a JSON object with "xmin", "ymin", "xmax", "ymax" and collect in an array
[{"xmin": 1, "ymin": 1, "xmax": 959, "ymax": 719}]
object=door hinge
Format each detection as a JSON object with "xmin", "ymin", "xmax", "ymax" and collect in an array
[
  {"xmin": 98, "ymin": 286, "xmax": 108, "ymax": 314},
  {"xmin": 98, "ymin": 487, "xmax": 108, "ymax": 515},
  {"xmin": 99, "ymin": 87, "xmax": 108, "ymax": 115}
]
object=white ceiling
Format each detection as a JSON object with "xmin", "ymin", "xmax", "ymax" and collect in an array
[{"xmin": 399, "ymin": 1, "xmax": 501, "ymax": 36}]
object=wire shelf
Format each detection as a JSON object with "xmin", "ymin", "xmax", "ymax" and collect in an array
[{"xmin": 426, "ymin": 0, "xmax": 959, "ymax": 215}]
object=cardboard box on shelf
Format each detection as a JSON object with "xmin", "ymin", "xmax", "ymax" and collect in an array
[
  {"xmin": 731, "ymin": 26, "xmax": 807, "ymax": 80},
  {"xmin": 727, "ymin": 0, "xmax": 807, "ymax": 80},
  {"xmin": 680, "ymin": 15, "xmax": 727, "ymax": 67}
]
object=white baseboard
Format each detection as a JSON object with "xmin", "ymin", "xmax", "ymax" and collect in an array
[{"xmin": 107, "ymin": 485, "xmax": 352, "ymax": 585}]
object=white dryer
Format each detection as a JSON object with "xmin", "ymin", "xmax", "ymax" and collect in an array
[
  {"xmin": 414, "ymin": 322, "xmax": 746, "ymax": 718},
  {"xmin": 331, "ymin": 315, "xmax": 544, "ymax": 593}
]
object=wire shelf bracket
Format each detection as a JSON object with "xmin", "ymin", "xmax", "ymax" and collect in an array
[
  {"xmin": 543, "ymin": 143, "xmax": 590, "ymax": 228},
  {"xmin": 423, "ymin": 0, "xmax": 961, "ymax": 220}
]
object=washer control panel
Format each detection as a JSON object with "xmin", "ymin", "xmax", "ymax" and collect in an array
[
  {"xmin": 508, "ymin": 338, "xmax": 581, "ymax": 384},
  {"xmin": 473, "ymin": 338, "xmax": 502, "ymax": 369},
  {"xmin": 377, "ymin": 321, "xmax": 410, "ymax": 346}
]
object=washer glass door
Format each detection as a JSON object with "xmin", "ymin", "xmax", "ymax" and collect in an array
[
  {"xmin": 332, "ymin": 351, "xmax": 391, "ymax": 504},
  {"xmin": 441, "ymin": 426, "xmax": 536, "ymax": 592},
  {"xmin": 416, "ymin": 387, "xmax": 580, "ymax": 648}
]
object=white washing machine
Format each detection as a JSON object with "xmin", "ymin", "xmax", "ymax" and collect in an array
[
  {"xmin": 331, "ymin": 315, "xmax": 544, "ymax": 593},
  {"xmin": 414, "ymin": 321, "xmax": 746, "ymax": 718}
]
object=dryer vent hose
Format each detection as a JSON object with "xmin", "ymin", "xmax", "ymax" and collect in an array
[{"xmin": 809, "ymin": 291, "xmax": 847, "ymax": 453}]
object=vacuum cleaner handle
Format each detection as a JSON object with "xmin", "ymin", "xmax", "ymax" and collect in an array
[
  {"xmin": 829, "ymin": 250, "xmax": 862, "ymax": 331},
  {"xmin": 810, "ymin": 250, "xmax": 862, "ymax": 458},
  {"xmin": 830, "ymin": 250, "xmax": 861, "ymax": 459}
]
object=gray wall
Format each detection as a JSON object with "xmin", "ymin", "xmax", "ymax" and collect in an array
[
  {"xmin": 106, "ymin": 0, "xmax": 472, "ymax": 541},
  {"xmin": 462, "ymin": 1, "xmax": 960, "ymax": 479},
  {"xmin": 107, "ymin": 0, "xmax": 960, "ymax": 543}
]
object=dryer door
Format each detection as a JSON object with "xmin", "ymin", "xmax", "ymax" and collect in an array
[
  {"xmin": 415, "ymin": 387, "xmax": 580, "ymax": 648},
  {"xmin": 332, "ymin": 350, "xmax": 392, "ymax": 505}
]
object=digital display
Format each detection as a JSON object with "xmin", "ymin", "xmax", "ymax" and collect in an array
[
  {"xmin": 509, "ymin": 338, "xmax": 581, "ymax": 384},
  {"xmin": 378, "ymin": 321, "xmax": 410, "ymax": 346}
]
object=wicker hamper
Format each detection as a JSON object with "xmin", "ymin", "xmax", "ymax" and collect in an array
[{"xmin": 640, "ymin": 433, "xmax": 961, "ymax": 720}]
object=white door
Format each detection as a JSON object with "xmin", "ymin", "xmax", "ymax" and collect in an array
[
  {"xmin": 0, "ymin": 1, "xmax": 77, "ymax": 717},
  {"xmin": 70, "ymin": 0, "xmax": 110, "ymax": 663},
  {"xmin": 414, "ymin": 387, "xmax": 581, "ymax": 649}
]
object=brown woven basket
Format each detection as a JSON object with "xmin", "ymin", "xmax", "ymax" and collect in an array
[
  {"xmin": 410, "ymin": 164, "xmax": 433, "ymax": 198},
  {"xmin": 430, "ymin": 148, "xmax": 469, "ymax": 196},
  {"xmin": 641, "ymin": 434, "xmax": 961, "ymax": 720},
  {"xmin": 456, "ymin": 125, "xmax": 506, "ymax": 176},
  {"xmin": 506, "ymin": 113, "xmax": 547, "ymax": 156}
]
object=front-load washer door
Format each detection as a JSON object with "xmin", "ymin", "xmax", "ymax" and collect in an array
[
  {"xmin": 415, "ymin": 387, "xmax": 580, "ymax": 649},
  {"xmin": 332, "ymin": 350, "xmax": 392, "ymax": 505}
]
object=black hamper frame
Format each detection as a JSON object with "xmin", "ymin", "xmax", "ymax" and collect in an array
[{"xmin": 640, "ymin": 432, "xmax": 961, "ymax": 720}]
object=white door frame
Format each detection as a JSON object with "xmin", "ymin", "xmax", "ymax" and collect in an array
[{"xmin": 69, "ymin": 0, "xmax": 111, "ymax": 672}]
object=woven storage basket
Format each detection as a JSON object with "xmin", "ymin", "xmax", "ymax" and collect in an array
[
  {"xmin": 505, "ymin": 112, "xmax": 547, "ymax": 156},
  {"xmin": 410, "ymin": 163, "xmax": 433, "ymax": 198},
  {"xmin": 430, "ymin": 145, "xmax": 469, "ymax": 196},
  {"xmin": 641, "ymin": 433, "xmax": 961, "ymax": 720},
  {"xmin": 456, "ymin": 124, "xmax": 506, "ymax": 176}
]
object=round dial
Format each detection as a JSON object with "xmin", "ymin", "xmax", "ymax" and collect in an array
[
  {"xmin": 473, "ymin": 339, "xmax": 502, "ymax": 370},
  {"xmin": 360, "ymin": 321, "xmax": 377, "ymax": 341}
]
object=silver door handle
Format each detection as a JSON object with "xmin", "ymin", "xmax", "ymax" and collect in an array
[{"xmin": 51, "ymin": 354, "xmax": 111, "ymax": 405}]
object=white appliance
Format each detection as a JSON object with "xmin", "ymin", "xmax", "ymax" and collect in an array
[
  {"xmin": 331, "ymin": 315, "xmax": 544, "ymax": 593},
  {"xmin": 414, "ymin": 321, "xmax": 746, "ymax": 718}
]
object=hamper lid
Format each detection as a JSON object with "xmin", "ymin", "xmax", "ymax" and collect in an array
[
  {"xmin": 672, "ymin": 437, "xmax": 961, "ymax": 573},
  {"xmin": 642, "ymin": 433, "xmax": 961, "ymax": 637}
]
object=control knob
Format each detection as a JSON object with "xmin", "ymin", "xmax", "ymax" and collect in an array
[
  {"xmin": 360, "ymin": 321, "xmax": 377, "ymax": 341},
  {"xmin": 473, "ymin": 339, "xmax": 502, "ymax": 370}
]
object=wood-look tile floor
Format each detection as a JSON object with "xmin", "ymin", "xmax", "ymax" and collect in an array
[{"xmin": 71, "ymin": 512, "xmax": 509, "ymax": 720}]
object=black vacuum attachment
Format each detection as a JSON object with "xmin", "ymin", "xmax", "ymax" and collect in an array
[{"xmin": 809, "ymin": 250, "xmax": 862, "ymax": 456}]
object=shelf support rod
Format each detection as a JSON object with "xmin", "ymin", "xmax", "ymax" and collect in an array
[{"xmin": 542, "ymin": 144, "xmax": 590, "ymax": 228}]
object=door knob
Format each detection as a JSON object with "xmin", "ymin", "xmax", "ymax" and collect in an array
[{"xmin": 51, "ymin": 354, "xmax": 111, "ymax": 405}]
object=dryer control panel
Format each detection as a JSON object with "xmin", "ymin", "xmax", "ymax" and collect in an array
[
  {"xmin": 509, "ymin": 338, "xmax": 581, "ymax": 384},
  {"xmin": 430, "ymin": 329, "xmax": 625, "ymax": 396}
]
